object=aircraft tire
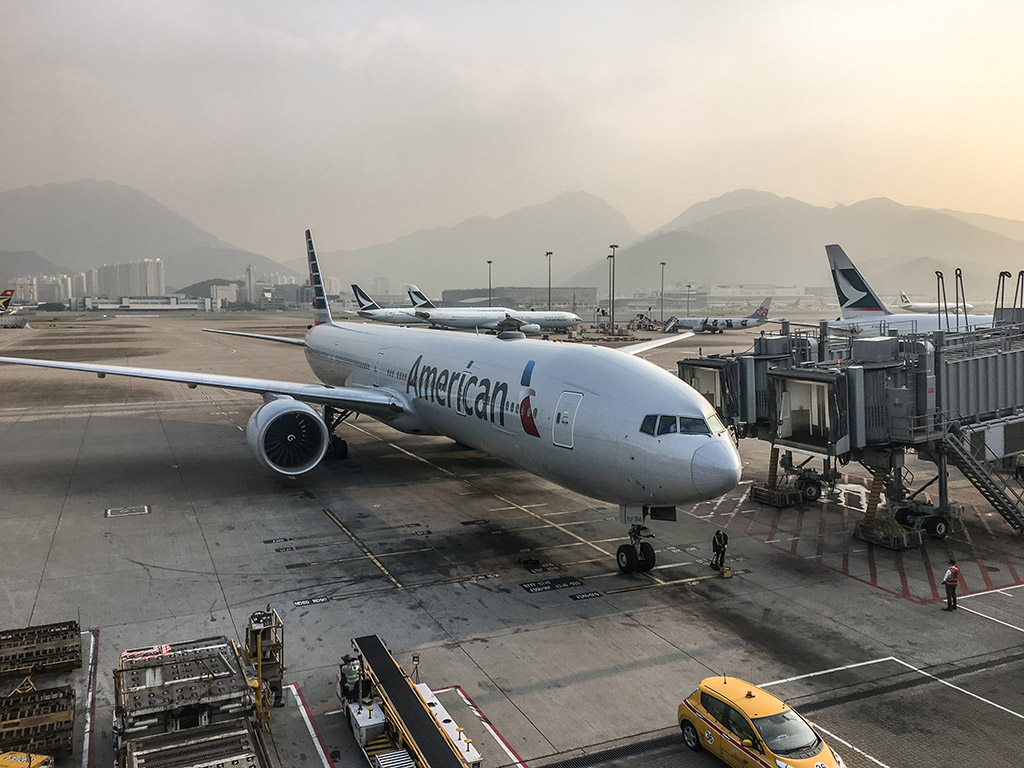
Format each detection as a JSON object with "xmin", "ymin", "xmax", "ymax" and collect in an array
[
  {"xmin": 638, "ymin": 542, "xmax": 656, "ymax": 571},
  {"xmin": 329, "ymin": 436, "xmax": 349, "ymax": 460},
  {"xmin": 616, "ymin": 544, "xmax": 639, "ymax": 573}
]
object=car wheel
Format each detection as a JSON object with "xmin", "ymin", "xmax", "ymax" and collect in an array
[
  {"xmin": 800, "ymin": 479, "xmax": 822, "ymax": 501},
  {"xmin": 617, "ymin": 544, "xmax": 639, "ymax": 573},
  {"xmin": 681, "ymin": 720, "xmax": 701, "ymax": 751}
]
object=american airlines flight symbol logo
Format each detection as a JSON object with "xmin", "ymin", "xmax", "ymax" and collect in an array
[{"xmin": 518, "ymin": 360, "xmax": 540, "ymax": 437}]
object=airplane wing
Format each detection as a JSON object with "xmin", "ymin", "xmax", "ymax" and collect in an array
[
  {"xmin": 203, "ymin": 328, "xmax": 307, "ymax": 346},
  {"xmin": 618, "ymin": 330, "xmax": 695, "ymax": 356},
  {"xmin": 0, "ymin": 356, "xmax": 404, "ymax": 417}
]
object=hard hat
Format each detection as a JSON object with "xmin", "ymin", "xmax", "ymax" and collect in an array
[{"xmin": 343, "ymin": 654, "xmax": 354, "ymax": 663}]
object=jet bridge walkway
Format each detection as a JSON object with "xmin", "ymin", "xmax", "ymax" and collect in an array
[{"xmin": 678, "ymin": 324, "xmax": 1024, "ymax": 544}]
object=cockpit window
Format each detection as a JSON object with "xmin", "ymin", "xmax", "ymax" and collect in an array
[
  {"xmin": 640, "ymin": 414, "xmax": 658, "ymax": 435},
  {"xmin": 679, "ymin": 417, "xmax": 711, "ymax": 435},
  {"xmin": 706, "ymin": 412, "xmax": 726, "ymax": 434},
  {"xmin": 657, "ymin": 415, "xmax": 678, "ymax": 435}
]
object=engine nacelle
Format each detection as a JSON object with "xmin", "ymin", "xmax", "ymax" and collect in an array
[
  {"xmin": 519, "ymin": 323, "xmax": 542, "ymax": 335},
  {"xmin": 246, "ymin": 397, "xmax": 330, "ymax": 475}
]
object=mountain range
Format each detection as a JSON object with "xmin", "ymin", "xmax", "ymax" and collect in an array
[{"xmin": 1, "ymin": 180, "xmax": 1022, "ymax": 300}]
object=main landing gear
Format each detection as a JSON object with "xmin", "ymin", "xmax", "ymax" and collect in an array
[
  {"xmin": 616, "ymin": 524, "xmax": 656, "ymax": 573},
  {"xmin": 324, "ymin": 405, "xmax": 351, "ymax": 459}
]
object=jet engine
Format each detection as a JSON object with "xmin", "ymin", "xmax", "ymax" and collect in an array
[
  {"xmin": 519, "ymin": 323, "xmax": 541, "ymax": 335},
  {"xmin": 246, "ymin": 397, "xmax": 330, "ymax": 475}
]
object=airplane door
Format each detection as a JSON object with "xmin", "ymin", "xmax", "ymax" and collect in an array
[
  {"xmin": 373, "ymin": 352, "xmax": 385, "ymax": 387},
  {"xmin": 553, "ymin": 391, "xmax": 583, "ymax": 448}
]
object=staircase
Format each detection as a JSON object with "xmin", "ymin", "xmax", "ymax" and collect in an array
[{"xmin": 945, "ymin": 424, "xmax": 1024, "ymax": 534}]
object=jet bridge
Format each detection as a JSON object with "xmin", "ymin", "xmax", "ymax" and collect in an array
[{"xmin": 679, "ymin": 324, "xmax": 1024, "ymax": 547}]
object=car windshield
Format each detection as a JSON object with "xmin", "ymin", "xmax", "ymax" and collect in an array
[{"xmin": 752, "ymin": 710, "xmax": 820, "ymax": 755}]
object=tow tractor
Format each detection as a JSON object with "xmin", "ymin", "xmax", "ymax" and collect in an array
[{"xmin": 338, "ymin": 635, "xmax": 481, "ymax": 768}]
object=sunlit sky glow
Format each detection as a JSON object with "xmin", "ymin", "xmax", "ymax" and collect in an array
[{"xmin": 4, "ymin": 1, "xmax": 1024, "ymax": 260}]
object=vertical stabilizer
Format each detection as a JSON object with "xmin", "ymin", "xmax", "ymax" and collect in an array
[
  {"xmin": 0, "ymin": 289, "xmax": 13, "ymax": 313},
  {"xmin": 825, "ymin": 244, "xmax": 889, "ymax": 318},
  {"xmin": 351, "ymin": 284, "xmax": 381, "ymax": 311},
  {"xmin": 305, "ymin": 230, "xmax": 334, "ymax": 325},
  {"xmin": 749, "ymin": 297, "xmax": 772, "ymax": 319},
  {"xmin": 407, "ymin": 285, "xmax": 436, "ymax": 309}
]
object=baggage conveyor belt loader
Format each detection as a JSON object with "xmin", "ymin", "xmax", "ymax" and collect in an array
[{"xmin": 338, "ymin": 635, "xmax": 482, "ymax": 768}]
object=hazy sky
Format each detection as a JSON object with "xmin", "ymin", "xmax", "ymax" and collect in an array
[{"xmin": 4, "ymin": 1, "xmax": 1024, "ymax": 261}]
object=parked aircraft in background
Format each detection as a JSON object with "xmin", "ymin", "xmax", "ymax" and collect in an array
[
  {"xmin": 673, "ymin": 298, "xmax": 773, "ymax": 334},
  {"xmin": 0, "ymin": 290, "xmax": 15, "ymax": 313},
  {"xmin": 898, "ymin": 289, "xmax": 974, "ymax": 313},
  {"xmin": 827, "ymin": 244, "xmax": 991, "ymax": 336},
  {"xmin": 349, "ymin": 284, "xmax": 428, "ymax": 325},
  {"xmin": 0, "ymin": 230, "xmax": 733, "ymax": 574},
  {"xmin": 407, "ymin": 286, "xmax": 583, "ymax": 334}
]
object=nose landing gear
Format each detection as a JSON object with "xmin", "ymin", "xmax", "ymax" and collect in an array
[{"xmin": 616, "ymin": 524, "xmax": 656, "ymax": 573}]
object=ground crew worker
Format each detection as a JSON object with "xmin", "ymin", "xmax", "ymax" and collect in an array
[
  {"xmin": 942, "ymin": 559, "xmax": 960, "ymax": 611},
  {"xmin": 1015, "ymin": 453, "xmax": 1024, "ymax": 481},
  {"xmin": 340, "ymin": 655, "xmax": 361, "ymax": 700},
  {"xmin": 711, "ymin": 529, "xmax": 729, "ymax": 570}
]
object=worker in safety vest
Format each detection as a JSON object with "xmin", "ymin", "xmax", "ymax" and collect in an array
[
  {"xmin": 710, "ymin": 529, "xmax": 728, "ymax": 570},
  {"xmin": 341, "ymin": 655, "xmax": 362, "ymax": 701},
  {"xmin": 1015, "ymin": 453, "xmax": 1024, "ymax": 481},
  {"xmin": 942, "ymin": 559, "xmax": 960, "ymax": 611}
]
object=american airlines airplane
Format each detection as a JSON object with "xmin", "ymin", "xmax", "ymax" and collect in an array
[
  {"xmin": 349, "ymin": 284, "xmax": 428, "ymax": 325},
  {"xmin": 826, "ymin": 244, "xmax": 992, "ymax": 336},
  {"xmin": 407, "ymin": 287, "xmax": 582, "ymax": 334},
  {"xmin": 674, "ymin": 298, "xmax": 773, "ymax": 334},
  {"xmin": 898, "ymin": 289, "xmax": 974, "ymax": 313},
  {"xmin": 0, "ymin": 231, "xmax": 741, "ymax": 573}
]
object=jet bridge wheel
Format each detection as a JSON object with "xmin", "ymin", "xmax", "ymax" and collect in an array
[{"xmin": 798, "ymin": 478, "xmax": 822, "ymax": 501}]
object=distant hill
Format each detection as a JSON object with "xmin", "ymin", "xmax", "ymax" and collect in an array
[
  {"xmin": 566, "ymin": 191, "xmax": 1024, "ymax": 298},
  {"xmin": 284, "ymin": 191, "xmax": 640, "ymax": 292},
  {"xmin": 177, "ymin": 277, "xmax": 244, "ymax": 298},
  {"xmin": 0, "ymin": 180, "xmax": 295, "ymax": 288},
  {"xmin": 0, "ymin": 250, "xmax": 67, "ymax": 288}
]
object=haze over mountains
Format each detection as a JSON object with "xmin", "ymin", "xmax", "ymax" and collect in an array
[{"xmin": 1, "ymin": 180, "xmax": 1022, "ymax": 300}]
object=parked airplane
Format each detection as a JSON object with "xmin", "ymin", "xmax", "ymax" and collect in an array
[
  {"xmin": 898, "ymin": 289, "xmax": 974, "ymax": 313},
  {"xmin": 0, "ymin": 289, "xmax": 15, "ymax": 313},
  {"xmin": 0, "ymin": 231, "xmax": 740, "ymax": 573},
  {"xmin": 408, "ymin": 287, "xmax": 582, "ymax": 334},
  {"xmin": 350, "ymin": 284, "xmax": 428, "ymax": 325},
  {"xmin": 674, "ymin": 298, "xmax": 773, "ymax": 334},
  {"xmin": 827, "ymin": 244, "xmax": 991, "ymax": 336}
]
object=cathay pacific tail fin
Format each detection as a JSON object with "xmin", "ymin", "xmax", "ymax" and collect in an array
[{"xmin": 826, "ymin": 244, "xmax": 890, "ymax": 318}]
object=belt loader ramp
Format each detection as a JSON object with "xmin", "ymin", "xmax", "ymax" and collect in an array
[{"xmin": 341, "ymin": 635, "xmax": 481, "ymax": 768}]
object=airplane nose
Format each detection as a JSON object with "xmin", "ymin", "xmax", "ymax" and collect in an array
[{"xmin": 691, "ymin": 440, "xmax": 742, "ymax": 498}]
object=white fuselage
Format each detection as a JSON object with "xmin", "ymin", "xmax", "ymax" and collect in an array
[
  {"xmin": 303, "ymin": 322, "xmax": 740, "ymax": 505},
  {"xmin": 677, "ymin": 316, "xmax": 769, "ymax": 333},
  {"xmin": 830, "ymin": 311, "xmax": 992, "ymax": 337},
  {"xmin": 357, "ymin": 307, "xmax": 428, "ymax": 325},
  {"xmin": 898, "ymin": 300, "xmax": 975, "ymax": 313},
  {"xmin": 417, "ymin": 307, "xmax": 582, "ymax": 331}
]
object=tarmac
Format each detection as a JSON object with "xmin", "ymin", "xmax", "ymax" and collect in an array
[{"xmin": 1, "ymin": 313, "xmax": 1022, "ymax": 768}]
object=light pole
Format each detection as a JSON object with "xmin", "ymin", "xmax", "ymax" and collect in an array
[
  {"xmin": 609, "ymin": 244, "xmax": 618, "ymax": 334},
  {"xmin": 660, "ymin": 261, "xmax": 666, "ymax": 325},
  {"xmin": 546, "ymin": 251, "xmax": 553, "ymax": 311},
  {"xmin": 487, "ymin": 260, "xmax": 493, "ymax": 307},
  {"xmin": 686, "ymin": 283, "xmax": 691, "ymax": 318}
]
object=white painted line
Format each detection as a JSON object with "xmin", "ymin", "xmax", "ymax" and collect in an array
[
  {"xmin": 759, "ymin": 657, "xmax": 895, "ymax": 687},
  {"xmin": 951, "ymin": 606, "xmax": 1024, "ymax": 634},
  {"xmin": 889, "ymin": 658, "xmax": 1024, "ymax": 721},
  {"xmin": 81, "ymin": 630, "xmax": 97, "ymax": 768},
  {"xmin": 812, "ymin": 724, "xmax": 894, "ymax": 768},
  {"xmin": 285, "ymin": 683, "xmax": 332, "ymax": 767},
  {"xmin": 959, "ymin": 582, "xmax": 1024, "ymax": 600},
  {"xmin": 764, "ymin": 536, "xmax": 799, "ymax": 544},
  {"xmin": 434, "ymin": 686, "xmax": 527, "ymax": 768}
]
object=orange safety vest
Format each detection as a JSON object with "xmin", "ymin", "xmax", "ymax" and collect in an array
[{"xmin": 943, "ymin": 566, "xmax": 959, "ymax": 586}]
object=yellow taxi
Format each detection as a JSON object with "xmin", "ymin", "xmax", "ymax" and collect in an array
[
  {"xmin": 677, "ymin": 677, "xmax": 846, "ymax": 768},
  {"xmin": 0, "ymin": 753, "xmax": 54, "ymax": 768}
]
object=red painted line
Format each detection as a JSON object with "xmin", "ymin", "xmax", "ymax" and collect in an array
[
  {"xmin": 286, "ymin": 684, "xmax": 332, "ymax": 767},
  {"xmin": 868, "ymin": 543, "xmax": 878, "ymax": 588},
  {"xmin": 960, "ymin": 523, "xmax": 995, "ymax": 592},
  {"xmin": 84, "ymin": 629, "xmax": 99, "ymax": 768},
  {"xmin": 1006, "ymin": 558, "xmax": 1022, "ymax": 584},
  {"xmin": 919, "ymin": 545, "xmax": 942, "ymax": 602},
  {"xmin": 745, "ymin": 504, "xmax": 760, "ymax": 536},
  {"xmin": 895, "ymin": 551, "xmax": 911, "ymax": 599},
  {"xmin": 841, "ymin": 505, "xmax": 850, "ymax": 576},
  {"xmin": 434, "ymin": 685, "xmax": 528, "ymax": 768},
  {"xmin": 790, "ymin": 508, "xmax": 805, "ymax": 554},
  {"xmin": 765, "ymin": 507, "xmax": 782, "ymax": 544},
  {"xmin": 816, "ymin": 506, "xmax": 827, "ymax": 562}
]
